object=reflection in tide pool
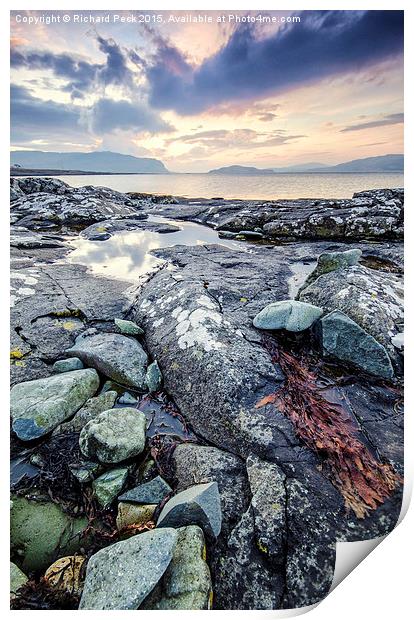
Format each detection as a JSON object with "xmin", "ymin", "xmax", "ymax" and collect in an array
[{"xmin": 68, "ymin": 217, "xmax": 243, "ymax": 282}]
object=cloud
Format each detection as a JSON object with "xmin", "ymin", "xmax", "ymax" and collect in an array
[
  {"xmin": 10, "ymin": 84, "xmax": 83, "ymax": 144},
  {"xmin": 10, "ymin": 34, "xmax": 134, "ymax": 99},
  {"xmin": 88, "ymin": 97, "xmax": 174, "ymax": 134},
  {"xmin": 145, "ymin": 10, "xmax": 403, "ymax": 114},
  {"xmin": 340, "ymin": 112, "xmax": 403, "ymax": 132},
  {"xmin": 168, "ymin": 128, "xmax": 305, "ymax": 152},
  {"xmin": 10, "ymin": 85, "xmax": 172, "ymax": 147}
]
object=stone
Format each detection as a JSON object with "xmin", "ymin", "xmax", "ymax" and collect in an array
[
  {"xmin": 10, "ymin": 496, "xmax": 87, "ymax": 572},
  {"xmin": 55, "ymin": 391, "xmax": 118, "ymax": 434},
  {"xmin": 79, "ymin": 528, "xmax": 178, "ymax": 609},
  {"xmin": 157, "ymin": 482, "xmax": 222, "ymax": 538},
  {"xmin": 317, "ymin": 310, "xmax": 394, "ymax": 379},
  {"xmin": 79, "ymin": 408, "xmax": 147, "ymax": 464},
  {"xmin": 93, "ymin": 468, "xmax": 129, "ymax": 508},
  {"xmin": 115, "ymin": 318, "xmax": 144, "ymax": 336},
  {"xmin": 11, "ymin": 369, "xmax": 100, "ymax": 440},
  {"xmin": 118, "ymin": 391, "xmax": 138, "ymax": 405},
  {"xmin": 53, "ymin": 357, "xmax": 84, "ymax": 373},
  {"xmin": 44, "ymin": 555, "xmax": 86, "ymax": 596},
  {"xmin": 119, "ymin": 476, "xmax": 172, "ymax": 504},
  {"xmin": 172, "ymin": 444, "xmax": 249, "ymax": 537},
  {"xmin": 236, "ymin": 230, "xmax": 264, "ymax": 240},
  {"xmin": 69, "ymin": 461, "xmax": 103, "ymax": 484},
  {"xmin": 141, "ymin": 526, "xmax": 212, "ymax": 610},
  {"xmin": 67, "ymin": 332, "xmax": 148, "ymax": 390},
  {"xmin": 116, "ymin": 503, "xmax": 157, "ymax": 530},
  {"xmin": 10, "ymin": 562, "xmax": 28, "ymax": 599},
  {"xmin": 299, "ymin": 264, "xmax": 403, "ymax": 363},
  {"xmin": 299, "ymin": 249, "xmax": 362, "ymax": 291},
  {"xmin": 253, "ymin": 300, "xmax": 323, "ymax": 332},
  {"xmin": 145, "ymin": 360, "xmax": 163, "ymax": 392}
]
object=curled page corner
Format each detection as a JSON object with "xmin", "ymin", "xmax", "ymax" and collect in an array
[{"xmin": 330, "ymin": 536, "xmax": 385, "ymax": 592}]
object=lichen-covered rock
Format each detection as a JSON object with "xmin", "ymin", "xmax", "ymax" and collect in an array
[
  {"xmin": 79, "ymin": 529, "xmax": 178, "ymax": 609},
  {"xmin": 253, "ymin": 300, "xmax": 323, "ymax": 332},
  {"xmin": 10, "ymin": 496, "xmax": 87, "ymax": 572},
  {"xmin": 141, "ymin": 526, "xmax": 212, "ymax": 610},
  {"xmin": 299, "ymin": 249, "xmax": 362, "ymax": 292},
  {"xmin": 114, "ymin": 318, "xmax": 144, "ymax": 336},
  {"xmin": 10, "ymin": 562, "xmax": 28, "ymax": 599},
  {"xmin": 67, "ymin": 332, "xmax": 148, "ymax": 390},
  {"xmin": 119, "ymin": 475, "xmax": 172, "ymax": 504},
  {"xmin": 300, "ymin": 264, "xmax": 403, "ymax": 364},
  {"xmin": 10, "ymin": 369, "xmax": 100, "ymax": 440},
  {"xmin": 157, "ymin": 482, "xmax": 222, "ymax": 539},
  {"xmin": 52, "ymin": 357, "xmax": 84, "ymax": 373},
  {"xmin": 79, "ymin": 408, "xmax": 147, "ymax": 463},
  {"xmin": 145, "ymin": 361, "xmax": 163, "ymax": 392},
  {"xmin": 317, "ymin": 310, "xmax": 394, "ymax": 379},
  {"xmin": 54, "ymin": 390, "xmax": 117, "ymax": 434},
  {"xmin": 93, "ymin": 468, "xmax": 129, "ymax": 508}
]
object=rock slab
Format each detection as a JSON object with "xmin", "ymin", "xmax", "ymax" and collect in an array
[{"xmin": 79, "ymin": 528, "xmax": 178, "ymax": 609}]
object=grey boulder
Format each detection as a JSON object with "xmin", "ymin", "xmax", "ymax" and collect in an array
[
  {"xmin": 79, "ymin": 528, "xmax": 178, "ymax": 609},
  {"xmin": 67, "ymin": 332, "xmax": 148, "ymax": 389},
  {"xmin": 253, "ymin": 300, "xmax": 323, "ymax": 332},
  {"xmin": 141, "ymin": 526, "xmax": 212, "ymax": 609},
  {"xmin": 157, "ymin": 482, "xmax": 222, "ymax": 538},
  {"xmin": 317, "ymin": 310, "xmax": 394, "ymax": 379},
  {"xmin": 11, "ymin": 369, "xmax": 99, "ymax": 440},
  {"xmin": 79, "ymin": 407, "xmax": 147, "ymax": 464},
  {"xmin": 52, "ymin": 357, "xmax": 84, "ymax": 373},
  {"xmin": 119, "ymin": 475, "xmax": 172, "ymax": 504},
  {"xmin": 114, "ymin": 318, "xmax": 144, "ymax": 336}
]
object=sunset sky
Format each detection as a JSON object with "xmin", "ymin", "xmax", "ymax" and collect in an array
[{"xmin": 10, "ymin": 10, "xmax": 404, "ymax": 172}]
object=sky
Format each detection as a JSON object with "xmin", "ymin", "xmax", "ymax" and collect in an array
[{"xmin": 10, "ymin": 10, "xmax": 404, "ymax": 172}]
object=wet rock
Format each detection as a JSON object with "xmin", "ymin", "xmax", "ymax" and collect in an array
[
  {"xmin": 116, "ymin": 503, "xmax": 157, "ymax": 530},
  {"xmin": 145, "ymin": 360, "xmax": 163, "ymax": 392},
  {"xmin": 300, "ymin": 264, "xmax": 403, "ymax": 362},
  {"xmin": 119, "ymin": 475, "xmax": 172, "ymax": 504},
  {"xmin": 236, "ymin": 230, "xmax": 264, "ymax": 240},
  {"xmin": 11, "ymin": 369, "xmax": 100, "ymax": 440},
  {"xmin": 10, "ymin": 562, "xmax": 28, "ymax": 599},
  {"xmin": 318, "ymin": 310, "xmax": 394, "ymax": 379},
  {"xmin": 44, "ymin": 555, "xmax": 86, "ymax": 597},
  {"xmin": 53, "ymin": 357, "xmax": 84, "ymax": 373},
  {"xmin": 93, "ymin": 468, "xmax": 129, "ymax": 508},
  {"xmin": 141, "ymin": 526, "xmax": 212, "ymax": 610},
  {"xmin": 80, "ymin": 408, "xmax": 147, "ymax": 464},
  {"xmin": 253, "ymin": 300, "xmax": 323, "ymax": 332},
  {"xmin": 67, "ymin": 332, "xmax": 148, "ymax": 390},
  {"xmin": 114, "ymin": 318, "xmax": 144, "ymax": 336},
  {"xmin": 55, "ymin": 390, "xmax": 118, "ymax": 434},
  {"xmin": 10, "ymin": 496, "xmax": 87, "ymax": 572},
  {"xmin": 80, "ymin": 218, "xmax": 179, "ymax": 240},
  {"xmin": 79, "ymin": 528, "xmax": 178, "ymax": 609},
  {"xmin": 157, "ymin": 482, "xmax": 222, "ymax": 539}
]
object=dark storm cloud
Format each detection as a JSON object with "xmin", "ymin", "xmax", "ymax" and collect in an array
[
  {"xmin": 340, "ymin": 112, "xmax": 404, "ymax": 132},
  {"xmin": 10, "ymin": 85, "xmax": 173, "ymax": 144},
  {"xmin": 145, "ymin": 10, "xmax": 403, "ymax": 114},
  {"xmin": 89, "ymin": 97, "xmax": 174, "ymax": 134},
  {"xmin": 10, "ymin": 84, "xmax": 81, "ymax": 142},
  {"xmin": 10, "ymin": 34, "xmax": 134, "ymax": 98}
]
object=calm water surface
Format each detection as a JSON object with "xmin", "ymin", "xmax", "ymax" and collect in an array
[
  {"xmin": 68, "ymin": 217, "xmax": 245, "ymax": 282},
  {"xmin": 56, "ymin": 172, "xmax": 403, "ymax": 200}
]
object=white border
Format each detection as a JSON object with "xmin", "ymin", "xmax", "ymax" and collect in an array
[{"xmin": 2, "ymin": 2, "xmax": 412, "ymax": 618}]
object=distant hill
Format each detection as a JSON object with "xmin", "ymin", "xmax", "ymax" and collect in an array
[
  {"xmin": 208, "ymin": 154, "xmax": 403, "ymax": 175},
  {"xmin": 317, "ymin": 154, "xmax": 403, "ymax": 173},
  {"xmin": 10, "ymin": 150, "xmax": 169, "ymax": 174}
]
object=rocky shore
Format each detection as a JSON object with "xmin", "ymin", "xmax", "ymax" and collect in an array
[{"xmin": 10, "ymin": 177, "xmax": 404, "ymax": 610}]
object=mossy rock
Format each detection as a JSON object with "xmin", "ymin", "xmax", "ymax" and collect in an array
[{"xmin": 10, "ymin": 496, "xmax": 88, "ymax": 573}]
